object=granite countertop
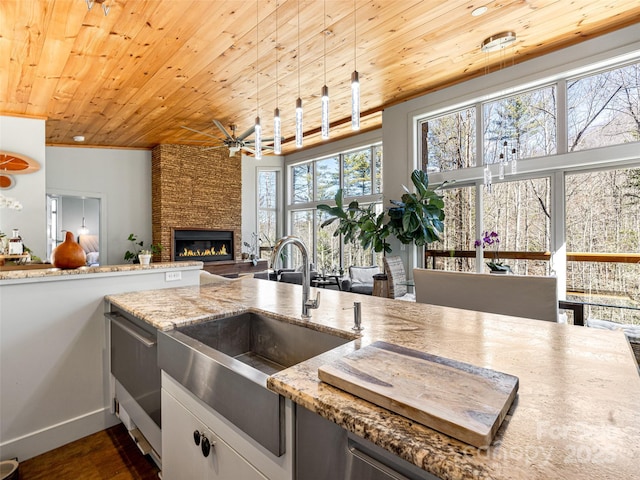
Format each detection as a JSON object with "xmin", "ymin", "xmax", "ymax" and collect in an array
[
  {"xmin": 106, "ymin": 278, "xmax": 640, "ymax": 480},
  {"xmin": 0, "ymin": 261, "xmax": 202, "ymax": 282}
]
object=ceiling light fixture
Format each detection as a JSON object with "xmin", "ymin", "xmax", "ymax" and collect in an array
[
  {"xmin": 254, "ymin": 0, "xmax": 262, "ymax": 160},
  {"xmin": 73, "ymin": 135, "xmax": 85, "ymax": 142},
  {"xmin": 321, "ymin": 0, "xmax": 330, "ymax": 140},
  {"xmin": 351, "ymin": 0, "xmax": 360, "ymax": 131},
  {"xmin": 273, "ymin": 2, "xmax": 282, "ymax": 155},
  {"xmin": 295, "ymin": 0, "xmax": 303, "ymax": 148},
  {"xmin": 85, "ymin": 0, "xmax": 110, "ymax": 16},
  {"xmin": 481, "ymin": 31, "xmax": 516, "ymax": 52},
  {"xmin": 471, "ymin": 6, "xmax": 488, "ymax": 17}
]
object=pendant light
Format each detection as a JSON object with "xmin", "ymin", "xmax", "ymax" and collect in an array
[
  {"xmin": 254, "ymin": 0, "xmax": 262, "ymax": 159},
  {"xmin": 351, "ymin": 0, "xmax": 360, "ymax": 131},
  {"xmin": 320, "ymin": 0, "xmax": 329, "ymax": 139},
  {"xmin": 273, "ymin": 1, "xmax": 282, "ymax": 155},
  {"xmin": 79, "ymin": 197, "xmax": 89, "ymax": 235},
  {"xmin": 295, "ymin": 0, "xmax": 303, "ymax": 148}
]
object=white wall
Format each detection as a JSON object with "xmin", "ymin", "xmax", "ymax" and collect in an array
[
  {"xmin": 241, "ymin": 153, "xmax": 284, "ymax": 252},
  {"xmin": 0, "ymin": 267, "xmax": 201, "ymax": 462},
  {"xmin": 46, "ymin": 146, "xmax": 152, "ymax": 265},
  {"xmin": 0, "ymin": 116, "xmax": 47, "ymax": 257}
]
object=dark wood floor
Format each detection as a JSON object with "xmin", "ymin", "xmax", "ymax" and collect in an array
[{"xmin": 19, "ymin": 424, "xmax": 160, "ymax": 479}]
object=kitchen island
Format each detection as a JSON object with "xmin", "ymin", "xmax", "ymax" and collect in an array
[{"xmin": 106, "ymin": 277, "xmax": 640, "ymax": 480}]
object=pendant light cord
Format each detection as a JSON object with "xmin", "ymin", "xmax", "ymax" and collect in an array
[
  {"xmin": 256, "ymin": 0, "xmax": 260, "ymax": 116},
  {"xmin": 353, "ymin": 0, "xmax": 357, "ymax": 71},
  {"xmin": 323, "ymin": 0, "xmax": 327, "ymax": 86},
  {"xmin": 275, "ymin": 2, "xmax": 278, "ymax": 103},
  {"xmin": 297, "ymin": 0, "xmax": 300, "ymax": 98}
]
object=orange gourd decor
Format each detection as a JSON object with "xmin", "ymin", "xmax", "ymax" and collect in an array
[{"xmin": 53, "ymin": 231, "xmax": 87, "ymax": 269}]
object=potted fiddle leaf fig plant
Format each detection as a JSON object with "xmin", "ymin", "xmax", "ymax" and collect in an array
[{"xmin": 317, "ymin": 169, "xmax": 446, "ymax": 253}]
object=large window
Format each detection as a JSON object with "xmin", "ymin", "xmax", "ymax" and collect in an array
[
  {"xmin": 428, "ymin": 186, "xmax": 476, "ymax": 272},
  {"xmin": 483, "ymin": 86, "xmax": 557, "ymax": 163},
  {"xmin": 566, "ymin": 167, "xmax": 640, "ymax": 323},
  {"xmin": 421, "ymin": 107, "xmax": 476, "ymax": 172},
  {"xmin": 567, "ymin": 62, "xmax": 640, "ymax": 151},
  {"xmin": 257, "ymin": 169, "xmax": 280, "ymax": 259},
  {"xmin": 287, "ymin": 144, "xmax": 382, "ymax": 270},
  {"xmin": 483, "ymin": 178, "xmax": 551, "ymax": 276},
  {"xmin": 418, "ymin": 56, "xmax": 640, "ymax": 326}
]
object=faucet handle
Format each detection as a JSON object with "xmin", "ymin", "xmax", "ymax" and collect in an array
[{"xmin": 306, "ymin": 291, "xmax": 320, "ymax": 309}]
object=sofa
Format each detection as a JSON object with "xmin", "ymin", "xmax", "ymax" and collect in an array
[{"xmin": 341, "ymin": 266, "xmax": 380, "ymax": 295}]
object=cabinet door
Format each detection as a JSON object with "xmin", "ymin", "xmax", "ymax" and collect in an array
[
  {"xmin": 162, "ymin": 389, "xmax": 268, "ymax": 480},
  {"xmin": 162, "ymin": 389, "xmax": 209, "ymax": 480}
]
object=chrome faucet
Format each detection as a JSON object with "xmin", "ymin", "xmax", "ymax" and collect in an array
[{"xmin": 271, "ymin": 236, "xmax": 320, "ymax": 319}]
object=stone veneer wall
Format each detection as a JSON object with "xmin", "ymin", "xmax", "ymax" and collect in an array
[{"xmin": 152, "ymin": 144, "xmax": 242, "ymax": 263}]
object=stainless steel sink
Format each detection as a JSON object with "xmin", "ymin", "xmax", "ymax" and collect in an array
[{"xmin": 158, "ymin": 311, "xmax": 355, "ymax": 456}]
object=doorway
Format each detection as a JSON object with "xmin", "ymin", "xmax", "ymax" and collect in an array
[{"xmin": 46, "ymin": 194, "xmax": 101, "ymax": 265}]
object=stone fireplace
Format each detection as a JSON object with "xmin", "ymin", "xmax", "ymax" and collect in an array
[{"xmin": 152, "ymin": 144, "xmax": 241, "ymax": 263}]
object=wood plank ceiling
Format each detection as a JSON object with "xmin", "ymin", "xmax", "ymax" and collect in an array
[{"xmin": 1, "ymin": 0, "xmax": 639, "ymax": 155}]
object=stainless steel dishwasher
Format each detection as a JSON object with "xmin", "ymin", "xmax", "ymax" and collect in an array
[
  {"xmin": 296, "ymin": 405, "xmax": 441, "ymax": 480},
  {"xmin": 107, "ymin": 306, "xmax": 161, "ymax": 465}
]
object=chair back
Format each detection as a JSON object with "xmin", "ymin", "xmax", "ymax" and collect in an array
[
  {"xmin": 383, "ymin": 256, "xmax": 407, "ymax": 298},
  {"xmin": 413, "ymin": 268, "xmax": 558, "ymax": 322}
]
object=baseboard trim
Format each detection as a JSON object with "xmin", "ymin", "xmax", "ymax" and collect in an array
[{"xmin": 0, "ymin": 407, "xmax": 119, "ymax": 461}]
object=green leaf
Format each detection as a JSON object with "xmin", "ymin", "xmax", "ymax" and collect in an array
[{"xmin": 411, "ymin": 169, "xmax": 429, "ymax": 198}]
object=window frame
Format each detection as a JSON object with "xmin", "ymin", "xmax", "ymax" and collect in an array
[{"xmin": 285, "ymin": 143, "xmax": 383, "ymax": 269}]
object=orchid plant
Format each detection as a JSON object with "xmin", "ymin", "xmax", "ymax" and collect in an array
[{"xmin": 474, "ymin": 231, "xmax": 511, "ymax": 272}]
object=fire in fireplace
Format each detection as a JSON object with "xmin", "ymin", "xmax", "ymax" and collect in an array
[{"xmin": 172, "ymin": 229, "xmax": 234, "ymax": 263}]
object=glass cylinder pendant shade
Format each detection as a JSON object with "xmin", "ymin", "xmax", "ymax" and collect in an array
[
  {"xmin": 351, "ymin": 71, "xmax": 360, "ymax": 131},
  {"xmin": 484, "ymin": 164, "xmax": 492, "ymax": 193},
  {"xmin": 254, "ymin": 116, "xmax": 262, "ymax": 160},
  {"xmin": 295, "ymin": 97, "xmax": 303, "ymax": 148},
  {"xmin": 321, "ymin": 85, "xmax": 329, "ymax": 139},
  {"xmin": 273, "ymin": 108, "xmax": 282, "ymax": 155}
]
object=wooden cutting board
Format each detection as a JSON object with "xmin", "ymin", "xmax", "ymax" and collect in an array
[{"xmin": 318, "ymin": 341, "xmax": 519, "ymax": 448}]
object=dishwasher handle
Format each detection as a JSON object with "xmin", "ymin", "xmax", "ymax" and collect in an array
[{"xmin": 108, "ymin": 313, "xmax": 156, "ymax": 347}]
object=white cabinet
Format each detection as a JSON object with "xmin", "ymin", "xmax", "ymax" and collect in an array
[{"xmin": 162, "ymin": 388, "xmax": 268, "ymax": 480}]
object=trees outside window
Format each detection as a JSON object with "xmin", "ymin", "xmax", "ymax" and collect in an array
[
  {"xmin": 344, "ymin": 148, "xmax": 372, "ymax": 197},
  {"xmin": 257, "ymin": 170, "xmax": 279, "ymax": 259},
  {"xmin": 483, "ymin": 86, "xmax": 557, "ymax": 163},
  {"xmin": 568, "ymin": 62, "xmax": 640, "ymax": 151},
  {"xmin": 419, "ymin": 57, "xmax": 639, "ymax": 325},
  {"xmin": 421, "ymin": 107, "xmax": 476, "ymax": 172},
  {"xmin": 483, "ymin": 178, "xmax": 551, "ymax": 276},
  {"xmin": 428, "ymin": 186, "xmax": 476, "ymax": 272},
  {"xmin": 316, "ymin": 156, "xmax": 339, "ymax": 201},
  {"xmin": 566, "ymin": 167, "xmax": 640, "ymax": 323},
  {"xmin": 286, "ymin": 144, "xmax": 382, "ymax": 270},
  {"xmin": 292, "ymin": 164, "xmax": 312, "ymax": 204}
]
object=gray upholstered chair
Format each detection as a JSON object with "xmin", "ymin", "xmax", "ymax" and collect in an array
[
  {"xmin": 413, "ymin": 268, "xmax": 558, "ymax": 322},
  {"xmin": 342, "ymin": 266, "xmax": 379, "ymax": 295},
  {"xmin": 383, "ymin": 256, "xmax": 415, "ymax": 301}
]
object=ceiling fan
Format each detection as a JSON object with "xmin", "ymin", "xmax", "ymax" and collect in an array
[{"xmin": 181, "ymin": 120, "xmax": 275, "ymax": 156}]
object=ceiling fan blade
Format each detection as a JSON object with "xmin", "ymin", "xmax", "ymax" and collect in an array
[
  {"xmin": 236, "ymin": 125, "xmax": 256, "ymax": 141},
  {"xmin": 242, "ymin": 146, "xmax": 256, "ymax": 154},
  {"xmin": 181, "ymin": 125, "xmax": 223, "ymax": 140},
  {"xmin": 212, "ymin": 119, "xmax": 233, "ymax": 140},
  {"xmin": 202, "ymin": 145, "xmax": 229, "ymax": 151}
]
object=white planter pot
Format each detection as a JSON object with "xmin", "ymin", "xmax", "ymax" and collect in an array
[{"xmin": 139, "ymin": 254, "xmax": 152, "ymax": 265}]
